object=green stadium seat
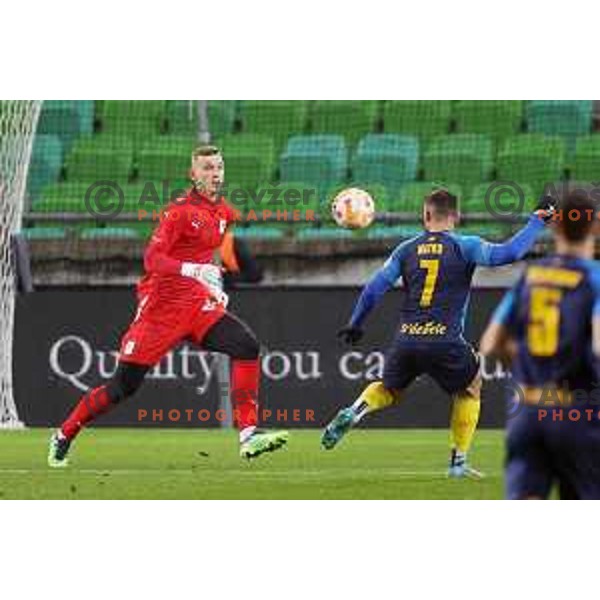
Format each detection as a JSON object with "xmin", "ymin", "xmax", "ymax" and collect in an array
[
  {"xmin": 497, "ymin": 134, "xmax": 566, "ymax": 197},
  {"xmin": 32, "ymin": 195, "xmax": 93, "ymax": 213},
  {"xmin": 79, "ymin": 227, "xmax": 140, "ymax": 240},
  {"xmin": 423, "ymin": 134, "xmax": 494, "ymax": 193},
  {"xmin": 36, "ymin": 182, "xmax": 91, "ymax": 209},
  {"xmin": 457, "ymin": 222, "xmax": 514, "ymax": 240},
  {"xmin": 221, "ymin": 182, "xmax": 256, "ymax": 216},
  {"xmin": 124, "ymin": 179, "xmax": 190, "ymax": 209},
  {"xmin": 119, "ymin": 181, "xmax": 191, "ymax": 237},
  {"xmin": 97, "ymin": 101, "xmax": 165, "ymax": 146},
  {"xmin": 573, "ymin": 135, "xmax": 600, "ymax": 182},
  {"xmin": 254, "ymin": 181, "xmax": 321, "ymax": 221},
  {"xmin": 234, "ymin": 226, "xmax": 286, "ymax": 240},
  {"xmin": 352, "ymin": 134, "xmax": 419, "ymax": 194},
  {"xmin": 126, "ymin": 213, "xmax": 159, "ymax": 238},
  {"xmin": 296, "ymin": 226, "xmax": 355, "ymax": 240},
  {"xmin": 366, "ymin": 225, "xmax": 422, "ymax": 240},
  {"xmin": 209, "ymin": 101, "xmax": 238, "ymax": 138},
  {"xmin": 164, "ymin": 100, "xmax": 238, "ymax": 138},
  {"xmin": 137, "ymin": 222, "xmax": 157, "ymax": 240},
  {"xmin": 320, "ymin": 185, "xmax": 338, "ymax": 224},
  {"xmin": 164, "ymin": 101, "xmax": 198, "ymax": 136},
  {"xmin": 37, "ymin": 101, "xmax": 95, "ymax": 150},
  {"xmin": 65, "ymin": 135, "xmax": 134, "ymax": 182},
  {"xmin": 453, "ymin": 101, "xmax": 523, "ymax": 143},
  {"xmin": 27, "ymin": 134, "xmax": 63, "ymax": 198},
  {"xmin": 364, "ymin": 225, "xmax": 399, "ymax": 240},
  {"xmin": 22, "ymin": 227, "xmax": 67, "ymax": 240},
  {"xmin": 311, "ymin": 101, "xmax": 378, "ymax": 147},
  {"xmin": 118, "ymin": 190, "xmax": 159, "ymax": 235},
  {"xmin": 218, "ymin": 134, "xmax": 276, "ymax": 189},
  {"xmin": 383, "ymin": 101, "xmax": 452, "ymax": 141},
  {"xmin": 77, "ymin": 101, "xmax": 95, "ymax": 134},
  {"xmin": 465, "ymin": 183, "xmax": 537, "ymax": 214},
  {"xmin": 137, "ymin": 137, "xmax": 196, "ymax": 181},
  {"xmin": 239, "ymin": 101, "xmax": 308, "ymax": 152},
  {"xmin": 34, "ymin": 182, "xmax": 142, "ymax": 236},
  {"xmin": 526, "ymin": 101, "xmax": 593, "ymax": 158},
  {"xmin": 31, "ymin": 192, "xmax": 95, "ymax": 230},
  {"xmin": 391, "ymin": 182, "xmax": 463, "ymax": 214},
  {"xmin": 280, "ymin": 135, "xmax": 347, "ymax": 190}
]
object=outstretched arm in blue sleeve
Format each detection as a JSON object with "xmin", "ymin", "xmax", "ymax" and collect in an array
[
  {"xmin": 459, "ymin": 214, "xmax": 545, "ymax": 266},
  {"xmin": 349, "ymin": 270, "xmax": 395, "ymax": 328},
  {"xmin": 348, "ymin": 240, "xmax": 408, "ymax": 329}
]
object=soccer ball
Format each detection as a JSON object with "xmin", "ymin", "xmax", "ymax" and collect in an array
[{"xmin": 331, "ymin": 188, "xmax": 375, "ymax": 229}]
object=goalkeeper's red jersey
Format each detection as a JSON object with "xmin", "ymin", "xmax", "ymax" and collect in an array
[{"xmin": 138, "ymin": 191, "xmax": 237, "ymax": 312}]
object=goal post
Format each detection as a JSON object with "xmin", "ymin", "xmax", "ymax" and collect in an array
[{"xmin": 0, "ymin": 100, "xmax": 43, "ymax": 428}]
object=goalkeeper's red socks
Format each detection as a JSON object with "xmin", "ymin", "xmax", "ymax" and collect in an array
[
  {"xmin": 60, "ymin": 385, "xmax": 113, "ymax": 440},
  {"xmin": 59, "ymin": 360, "xmax": 260, "ymax": 442},
  {"xmin": 231, "ymin": 359, "xmax": 259, "ymax": 442}
]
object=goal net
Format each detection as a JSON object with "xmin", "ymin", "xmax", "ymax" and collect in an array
[{"xmin": 0, "ymin": 100, "xmax": 42, "ymax": 428}]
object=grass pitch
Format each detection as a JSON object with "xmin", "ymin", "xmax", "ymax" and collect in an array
[{"xmin": 0, "ymin": 428, "xmax": 504, "ymax": 499}]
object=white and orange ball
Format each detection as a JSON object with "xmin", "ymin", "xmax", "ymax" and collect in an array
[{"xmin": 331, "ymin": 187, "xmax": 375, "ymax": 229}]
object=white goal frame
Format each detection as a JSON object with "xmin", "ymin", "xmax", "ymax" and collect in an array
[{"xmin": 0, "ymin": 100, "xmax": 43, "ymax": 428}]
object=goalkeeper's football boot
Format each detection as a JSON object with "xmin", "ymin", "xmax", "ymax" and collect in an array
[
  {"xmin": 240, "ymin": 429, "xmax": 289, "ymax": 459},
  {"xmin": 447, "ymin": 449, "xmax": 484, "ymax": 479},
  {"xmin": 48, "ymin": 431, "xmax": 71, "ymax": 468},
  {"xmin": 321, "ymin": 407, "xmax": 355, "ymax": 450}
]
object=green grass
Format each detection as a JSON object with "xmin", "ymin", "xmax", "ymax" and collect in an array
[{"xmin": 0, "ymin": 428, "xmax": 504, "ymax": 499}]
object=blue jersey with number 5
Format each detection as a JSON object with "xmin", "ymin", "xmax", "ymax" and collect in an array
[{"xmin": 492, "ymin": 255, "xmax": 600, "ymax": 390}]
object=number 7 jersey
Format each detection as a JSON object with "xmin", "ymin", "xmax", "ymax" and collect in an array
[{"xmin": 381, "ymin": 230, "xmax": 527, "ymax": 340}]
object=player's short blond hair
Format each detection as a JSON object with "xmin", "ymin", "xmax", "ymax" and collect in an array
[{"xmin": 192, "ymin": 145, "xmax": 222, "ymax": 161}]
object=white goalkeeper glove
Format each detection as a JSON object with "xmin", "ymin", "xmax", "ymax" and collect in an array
[{"xmin": 181, "ymin": 263, "xmax": 229, "ymax": 308}]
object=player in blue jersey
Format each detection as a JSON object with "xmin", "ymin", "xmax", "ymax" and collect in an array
[
  {"xmin": 321, "ymin": 189, "xmax": 553, "ymax": 477},
  {"xmin": 480, "ymin": 190, "xmax": 600, "ymax": 499}
]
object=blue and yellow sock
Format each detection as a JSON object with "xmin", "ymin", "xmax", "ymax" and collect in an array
[
  {"xmin": 449, "ymin": 376, "xmax": 481, "ymax": 462},
  {"xmin": 351, "ymin": 381, "xmax": 402, "ymax": 422}
]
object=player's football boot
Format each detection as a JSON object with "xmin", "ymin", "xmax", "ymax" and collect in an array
[
  {"xmin": 239, "ymin": 429, "xmax": 289, "ymax": 459},
  {"xmin": 447, "ymin": 449, "xmax": 484, "ymax": 479},
  {"xmin": 48, "ymin": 431, "xmax": 71, "ymax": 468},
  {"xmin": 321, "ymin": 407, "xmax": 355, "ymax": 450}
]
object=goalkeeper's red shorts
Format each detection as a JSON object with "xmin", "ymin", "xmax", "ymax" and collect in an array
[{"xmin": 118, "ymin": 298, "xmax": 227, "ymax": 366}]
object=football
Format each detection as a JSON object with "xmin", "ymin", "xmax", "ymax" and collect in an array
[{"xmin": 331, "ymin": 187, "xmax": 375, "ymax": 229}]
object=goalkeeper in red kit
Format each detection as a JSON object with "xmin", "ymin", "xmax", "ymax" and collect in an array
[{"xmin": 48, "ymin": 145, "xmax": 288, "ymax": 467}]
